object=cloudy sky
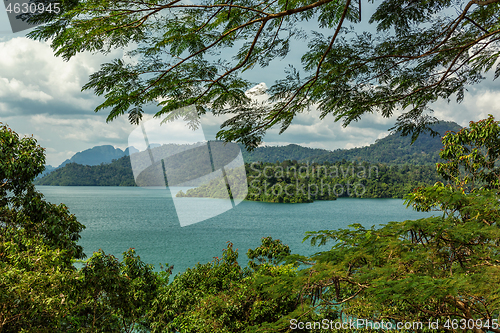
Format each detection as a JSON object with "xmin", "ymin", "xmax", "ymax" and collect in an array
[{"xmin": 1, "ymin": 8, "xmax": 500, "ymax": 167}]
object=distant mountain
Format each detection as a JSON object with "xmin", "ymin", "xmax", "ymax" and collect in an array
[
  {"xmin": 124, "ymin": 146, "xmax": 139, "ymax": 155},
  {"xmin": 57, "ymin": 145, "xmax": 127, "ymax": 168},
  {"xmin": 36, "ymin": 164, "xmax": 56, "ymax": 179},
  {"xmin": 241, "ymin": 144, "xmax": 329, "ymax": 163},
  {"xmin": 38, "ymin": 145, "xmax": 133, "ymax": 180},
  {"xmin": 35, "ymin": 142, "xmax": 210, "ymax": 186}
]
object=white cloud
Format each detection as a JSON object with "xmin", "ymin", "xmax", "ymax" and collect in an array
[
  {"xmin": 0, "ymin": 77, "xmax": 53, "ymax": 103},
  {"xmin": 432, "ymin": 90, "xmax": 500, "ymax": 127},
  {"xmin": 0, "ymin": 37, "xmax": 123, "ymax": 115},
  {"xmin": 2, "ymin": 114, "xmax": 135, "ymax": 166},
  {"xmin": 257, "ymin": 101, "xmax": 400, "ymax": 151},
  {"xmin": 30, "ymin": 114, "xmax": 133, "ymax": 142}
]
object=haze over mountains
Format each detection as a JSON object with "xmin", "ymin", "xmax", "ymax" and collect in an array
[{"xmin": 36, "ymin": 120, "xmax": 462, "ymax": 186}]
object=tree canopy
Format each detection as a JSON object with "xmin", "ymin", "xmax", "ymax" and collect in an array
[{"xmin": 27, "ymin": 0, "xmax": 500, "ymax": 147}]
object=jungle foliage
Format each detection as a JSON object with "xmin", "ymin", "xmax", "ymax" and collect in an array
[
  {"xmin": 301, "ymin": 116, "xmax": 500, "ymax": 332},
  {"xmin": 0, "ymin": 123, "xmax": 162, "ymax": 332}
]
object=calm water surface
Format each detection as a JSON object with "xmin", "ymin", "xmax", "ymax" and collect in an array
[{"xmin": 37, "ymin": 186, "xmax": 436, "ymax": 276}]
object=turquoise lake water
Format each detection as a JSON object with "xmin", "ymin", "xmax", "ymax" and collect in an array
[{"xmin": 37, "ymin": 186, "xmax": 436, "ymax": 276}]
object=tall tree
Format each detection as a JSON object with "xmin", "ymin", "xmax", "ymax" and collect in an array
[
  {"xmin": 28, "ymin": 0, "xmax": 500, "ymax": 147},
  {"xmin": 0, "ymin": 124, "xmax": 163, "ymax": 332},
  {"xmin": 0, "ymin": 123, "xmax": 84, "ymax": 331}
]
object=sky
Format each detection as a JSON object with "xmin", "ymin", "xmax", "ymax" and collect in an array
[{"xmin": 1, "ymin": 5, "xmax": 500, "ymax": 167}]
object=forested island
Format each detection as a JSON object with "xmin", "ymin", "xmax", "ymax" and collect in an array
[{"xmin": 177, "ymin": 161, "xmax": 443, "ymax": 202}]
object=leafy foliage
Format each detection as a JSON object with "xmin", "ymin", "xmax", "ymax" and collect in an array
[
  {"xmin": 148, "ymin": 241, "xmax": 302, "ymax": 333},
  {"xmin": 27, "ymin": 0, "xmax": 500, "ymax": 147},
  {"xmin": 0, "ymin": 232, "xmax": 80, "ymax": 332},
  {"xmin": 64, "ymin": 249, "xmax": 164, "ymax": 333},
  {"xmin": 247, "ymin": 236, "xmax": 291, "ymax": 269},
  {"xmin": 437, "ymin": 114, "xmax": 500, "ymax": 191},
  {"xmin": 7, "ymin": 117, "xmax": 500, "ymax": 332},
  {"xmin": 0, "ymin": 123, "xmax": 85, "ymax": 262},
  {"xmin": 0, "ymin": 124, "xmax": 163, "ymax": 332},
  {"xmin": 1, "ymin": 123, "xmax": 83, "ymax": 331}
]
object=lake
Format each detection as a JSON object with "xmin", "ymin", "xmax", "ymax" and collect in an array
[{"xmin": 37, "ymin": 186, "xmax": 436, "ymax": 276}]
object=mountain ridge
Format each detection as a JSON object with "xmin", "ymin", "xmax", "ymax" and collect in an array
[
  {"xmin": 36, "ymin": 120, "xmax": 462, "ymax": 186},
  {"xmin": 57, "ymin": 145, "xmax": 127, "ymax": 168},
  {"xmin": 298, "ymin": 120, "xmax": 462, "ymax": 165},
  {"xmin": 240, "ymin": 120, "xmax": 461, "ymax": 165}
]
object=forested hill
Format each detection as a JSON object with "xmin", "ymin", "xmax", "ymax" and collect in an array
[
  {"xmin": 241, "ymin": 121, "xmax": 462, "ymax": 165},
  {"xmin": 35, "ymin": 156, "xmax": 136, "ymax": 186},
  {"xmin": 303, "ymin": 121, "xmax": 462, "ymax": 165},
  {"xmin": 58, "ymin": 145, "xmax": 127, "ymax": 168},
  {"xmin": 241, "ymin": 144, "xmax": 329, "ymax": 163}
]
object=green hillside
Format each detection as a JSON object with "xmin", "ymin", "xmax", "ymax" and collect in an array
[
  {"xmin": 241, "ymin": 121, "xmax": 462, "ymax": 165},
  {"xmin": 35, "ymin": 156, "xmax": 136, "ymax": 186},
  {"xmin": 177, "ymin": 160, "xmax": 443, "ymax": 202},
  {"xmin": 241, "ymin": 144, "xmax": 329, "ymax": 163}
]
